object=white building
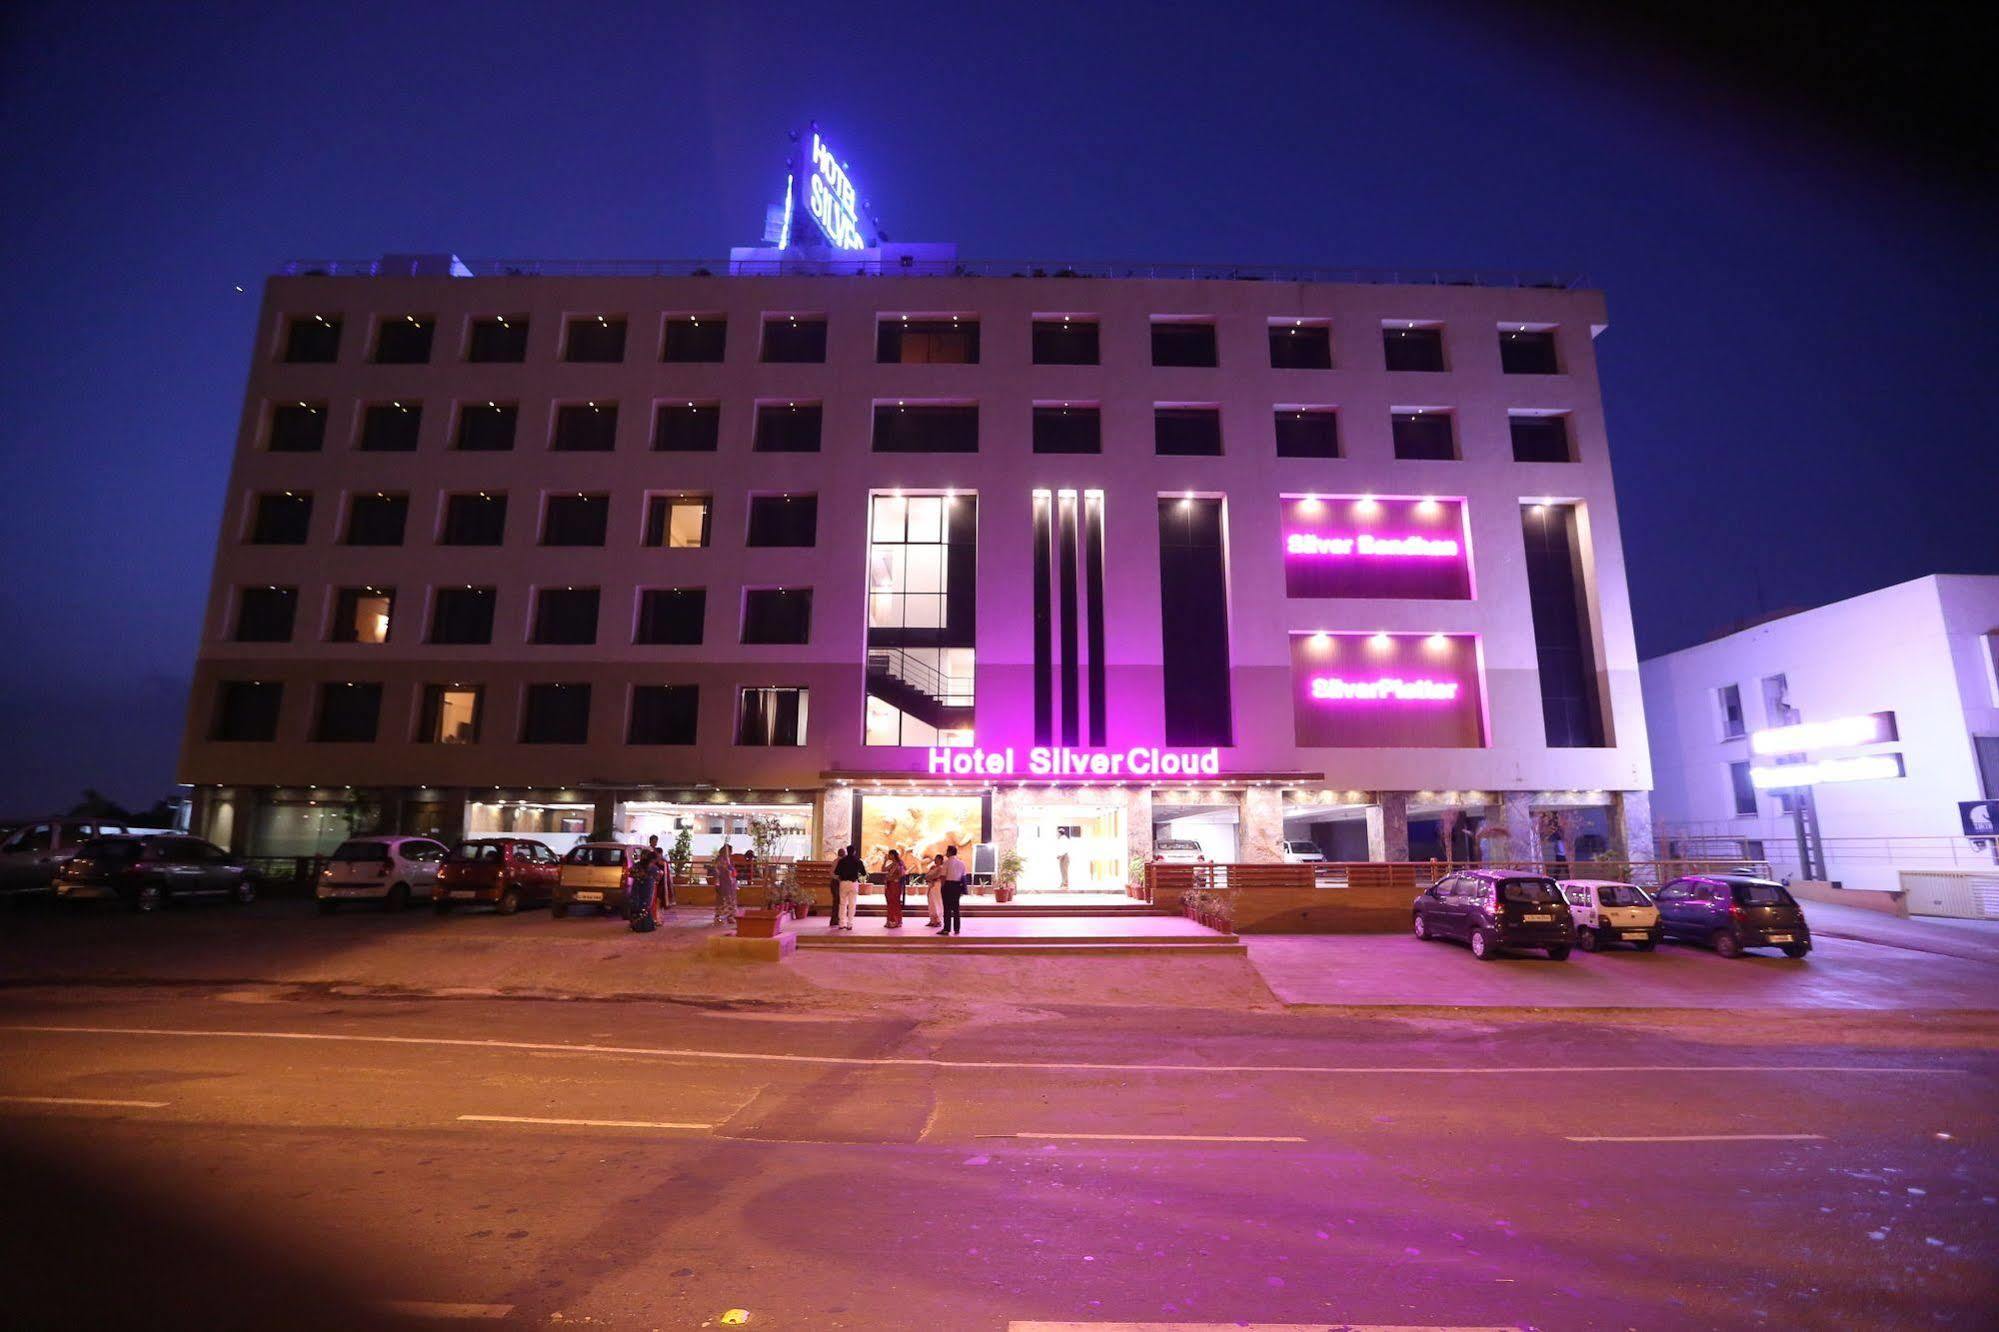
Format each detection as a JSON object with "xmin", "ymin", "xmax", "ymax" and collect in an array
[{"xmin": 1641, "ymin": 574, "xmax": 1999, "ymax": 890}]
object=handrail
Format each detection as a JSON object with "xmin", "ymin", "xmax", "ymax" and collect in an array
[{"xmin": 866, "ymin": 648, "xmax": 973, "ymax": 706}]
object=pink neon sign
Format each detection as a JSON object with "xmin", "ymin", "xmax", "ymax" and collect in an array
[
  {"xmin": 1291, "ymin": 632, "xmax": 1487, "ymax": 748},
  {"xmin": 1310, "ymin": 676, "xmax": 1462, "ymax": 702},
  {"xmin": 1286, "ymin": 533, "xmax": 1461, "ymax": 558},
  {"xmin": 1283, "ymin": 497, "xmax": 1471, "ymax": 600}
]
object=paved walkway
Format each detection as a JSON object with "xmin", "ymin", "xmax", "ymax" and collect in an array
[
  {"xmin": 792, "ymin": 914, "xmax": 1224, "ymax": 940},
  {"xmin": 1800, "ymin": 900, "xmax": 1999, "ymax": 963}
]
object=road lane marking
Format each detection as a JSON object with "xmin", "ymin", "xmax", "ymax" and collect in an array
[
  {"xmin": 458, "ymin": 1114, "xmax": 711, "ymax": 1130},
  {"xmin": 1565, "ymin": 1132, "xmax": 1828, "ymax": 1143},
  {"xmin": 988, "ymin": 1132, "xmax": 1308, "ymax": 1143},
  {"xmin": 0, "ymin": 1094, "xmax": 170, "ymax": 1109},
  {"xmin": 376, "ymin": 1300, "xmax": 515, "ymax": 1320},
  {"xmin": 0, "ymin": 1024, "xmax": 1970, "ymax": 1079},
  {"xmin": 1010, "ymin": 1324, "xmax": 1521, "ymax": 1330}
]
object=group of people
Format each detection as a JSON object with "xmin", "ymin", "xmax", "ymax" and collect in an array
[
  {"xmin": 829, "ymin": 844, "xmax": 970, "ymax": 935},
  {"xmin": 621, "ymin": 833, "xmax": 757, "ymax": 931}
]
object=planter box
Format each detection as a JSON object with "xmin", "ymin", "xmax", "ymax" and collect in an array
[{"xmin": 735, "ymin": 908, "xmax": 787, "ymax": 939}]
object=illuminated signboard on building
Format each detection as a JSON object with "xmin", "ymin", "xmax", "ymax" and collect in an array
[
  {"xmin": 927, "ymin": 745, "xmax": 1222, "ymax": 779},
  {"xmin": 1291, "ymin": 633, "xmax": 1487, "ymax": 748},
  {"xmin": 1749, "ymin": 711, "xmax": 1898, "ymax": 756},
  {"xmin": 793, "ymin": 128, "xmax": 872, "ymax": 251},
  {"xmin": 1282, "ymin": 496, "xmax": 1473, "ymax": 600}
]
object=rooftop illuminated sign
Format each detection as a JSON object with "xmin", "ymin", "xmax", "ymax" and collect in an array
[{"xmin": 801, "ymin": 130, "xmax": 869, "ymax": 251}]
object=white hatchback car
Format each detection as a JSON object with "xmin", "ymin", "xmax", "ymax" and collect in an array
[
  {"xmin": 317, "ymin": 836, "xmax": 450, "ymax": 912},
  {"xmin": 1557, "ymin": 878, "xmax": 1662, "ymax": 951},
  {"xmin": 1279, "ymin": 839, "xmax": 1325, "ymax": 864}
]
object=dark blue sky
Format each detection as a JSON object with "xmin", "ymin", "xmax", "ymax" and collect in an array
[{"xmin": 1, "ymin": 1, "xmax": 1991, "ymax": 814}]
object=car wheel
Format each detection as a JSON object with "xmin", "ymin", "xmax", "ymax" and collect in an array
[
  {"xmin": 1576, "ymin": 927, "xmax": 1600, "ymax": 952},
  {"xmin": 1412, "ymin": 912, "xmax": 1429, "ymax": 940},
  {"xmin": 552, "ymin": 901, "xmax": 569, "ymax": 919},
  {"xmin": 496, "ymin": 887, "xmax": 520, "ymax": 916},
  {"xmin": 1470, "ymin": 927, "xmax": 1498, "ymax": 960},
  {"xmin": 1634, "ymin": 939, "xmax": 1657, "ymax": 952},
  {"xmin": 386, "ymin": 883, "xmax": 409, "ymax": 912},
  {"xmin": 233, "ymin": 880, "xmax": 255, "ymax": 906},
  {"xmin": 1547, "ymin": 945, "xmax": 1572, "ymax": 961},
  {"xmin": 135, "ymin": 882, "xmax": 163, "ymax": 913},
  {"xmin": 1713, "ymin": 929, "xmax": 1744, "ymax": 959},
  {"xmin": 1781, "ymin": 944, "xmax": 1810, "ymax": 959},
  {"xmin": 318, "ymin": 898, "xmax": 338, "ymax": 916}
]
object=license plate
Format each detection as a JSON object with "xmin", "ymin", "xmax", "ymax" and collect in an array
[
  {"xmin": 1768, "ymin": 933, "xmax": 1794, "ymax": 943},
  {"xmin": 1622, "ymin": 931, "xmax": 1649, "ymax": 940},
  {"xmin": 449, "ymin": 891, "xmax": 476, "ymax": 900},
  {"xmin": 573, "ymin": 891, "xmax": 602, "ymax": 902},
  {"xmin": 1522, "ymin": 913, "xmax": 1551, "ymax": 923}
]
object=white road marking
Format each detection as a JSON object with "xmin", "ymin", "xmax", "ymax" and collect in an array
[
  {"xmin": 1011, "ymin": 1324, "xmax": 1521, "ymax": 1331},
  {"xmin": 0, "ymin": 1024, "xmax": 1968, "ymax": 1080},
  {"xmin": 990, "ymin": 1132, "xmax": 1308, "ymax": 1143},
  {"xmin": 1566, "ymin": 1132, "xmax": 1828, "ymax": 1143},
  {"xmin": 375, "ymin": 1300, "xmax": 515, "ymax": 1320},
  {"xmin": 0, "ymin": 1094, "xmax": 169, "ymax": 1109},
  {"xmin": 458, "ymin": 1114, "xmax": 711, "ymax": 1130}
]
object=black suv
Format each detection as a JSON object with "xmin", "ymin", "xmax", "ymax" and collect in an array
[
  {"xmin": 1413, "ymin": 869, "xmax": 1574, "ymax": 960},
  {"xmin": 1654, "ymin": 875, "xmax": 1811, "ymax": 958}
]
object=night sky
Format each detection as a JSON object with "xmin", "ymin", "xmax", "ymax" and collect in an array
[{"xmin": 1, "ymin": 2, "xmax": 1991, "ymax": 814}]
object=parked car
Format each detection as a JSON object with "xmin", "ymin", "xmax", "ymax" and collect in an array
[
  {"xmin": 54, "ymin": 835, "xmax": 255, "ymax": 912},
  {"xmin": 1558, "ymin": 878, "xmax": 1662, "ymax": 951},
  {"xmin": 1413, "ymin": 868, "xmax": 1574, "ymax": 960},
  {"xmin": 316, "ymin": 836, "xmax": 450, "ymax": 913},
  {"xmin": 1654, "ymin": 875, "xmax": 1812, "ymax": 958},
  {"xmin": 554, "ymin": 842, "xmax": 643, "ymax": 917},
  {"xmin": 434, "ymin": 837, "xmax": 559, "ymax": 915},
  {"xmin": 1, "ymin": 818, "xmax": 173, "ymax": 899},
  {"xmin": 1279, "ymin": 839, "xmax": 1325, "ymax": 864},
  {"xmin": 1153, "ymin": 839, "xmax": 1206, "ymax": 864}
]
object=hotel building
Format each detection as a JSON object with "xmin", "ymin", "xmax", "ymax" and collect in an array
[{"xmin": 182, "ymin": 248, "xmax": 1654, "ymax": 889}]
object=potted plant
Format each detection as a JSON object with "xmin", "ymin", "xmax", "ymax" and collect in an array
[
  {"xmin": 1128, "ymin": 855, "xmax": 1150, "ymax": 901},
  {"xmin": 764, "ymin": 870, "xmax": 815, "ymax": 921},
  {"xmin": 668, "ymin": 826, "xmax": 693, "ymax": 889},
  {"xmin": 994, "ymin": 849, "xmax": 1023, "ymax": 904},
  {"xmin": 735, "ymin": 906, "xmax": 785, "ymax": 939}
]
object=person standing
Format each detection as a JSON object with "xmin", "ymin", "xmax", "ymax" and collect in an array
[
  {"xmin": 880, "ymin": 848, "xmax": 906, "ymax": 929},
  {"xmin": 628, "ymin": 848, "xmax": 664, "ymax": 931},
  {"xmin": 941, "ymin": 844, "xmax": 969, "ymax": 936},
  {"xmin": 831, "ymin": 845, "xmax": 864, "ymax": 931},
  {"xmin": 924, "ymin": 853, "xmax": 946, "ymax": 929},
  {"xmin": 711, "ymin": 841, "xmax": 739, "ymax": 926}
]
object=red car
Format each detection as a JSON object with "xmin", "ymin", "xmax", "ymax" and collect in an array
[{"xmin": 433, "ymin": 837, "xmax": 560, "ymax": 915}]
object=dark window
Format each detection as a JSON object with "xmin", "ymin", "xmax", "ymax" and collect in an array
[
  {"xmin": 628, "ymin": 685, "xmax": 699, "ymax": 745},
  {"xmin": 552, "ymin": 403, "xmax": 617, "ymax": 451},
  {"xmin": 1510, "ymin": 414, "xmax": 1573, "ymax": 463},
  {"xmin": 440, "ymin": 493, "xmax": 506, "ymax": 546},
  {"xmin": 878, "ymin": 318, "xmax": 979, "ymax": 364},
  {"xmin": 762, "ymin": 317, "xmax": 827, "ymax": 363},
  {"xmin": 418, "ymin": 684, "xmax": 483, "ymax": 744},
  {"xmin": 1384, "ymin": 326, "xmax": 1446, "ymax": 371},
  {"xmin": 430, "ymin": 587, "xmax": 496, "ymax": 644},
  {"xmin": 467, "ymin": 316, "xmax": 528, "ymax": 363},
  {"xmin": 736, "ymin": 687, "xmax": 807, "ymax": 745},
  {"xmin": 643, "ymin": 495, "xmax": 711, "ymax": 548},
  {"xmin": 1269, "ymin": 323, "xmax": 1332, "ymax": 369},
  {"xmin": 1501, "ymin": 329, "xmax": 1560, "ymax": 374},
  {"xmin": 358, "ymin": 402, "xmax": 421, "ymax": 452},
  {"xmin": 1032, "ymin": 495, "xmax": 1053, "ymax": 744},
  {"xmin": 233, "ymin": 587, "xmax": 297, "ymax": 642},
  {"xmin": 754, "ymin": 403, "xmax": 822, "ymax": 452},
  {"xmin": 1157, "ymin": 498, "xmax": 1232, "ymax": 745},
  {"xmin": 742, "ymin": 589, "xmax": 812, "ymax": 645},
  {"xmin": 1730, "ymin": 761, "xmax": 1759, "ymax": 816},
  {"xmin": 653, "ymin": 402, "xmax": 720, "ymax": 451},
  {"xmin": 374, "ymin": 316, "xmax": 434, "ymax": 364},
  {"xmin": 1718, "ymin": 685, "xmax": 1746, "ymax": 739},
  {"xmin": 1154, "ymin": 407, "xmax": 1222, "ymax": 456},
  {"xmin": 268, "ymin": 403, "xmax": 326, "ymax": 452},
  {"xmin": 565, "ymin": 316, "xmax": 626, "ymax": 362},
  {"xmin": 663, "ymin": 316, "xmax": 726, "ymax": 362},
  {"xmin": 521, "ymin": 684, "xmax": 591, "ymax": 743},
  {"xmin": 313, "ymin": 683, "xmax": 381, "ymax": 742},
  {"xmin": 329, "ymin": 587, "xmax": 395, "ymax": 644},
  {"xmin": 250, "ymin": 492, "xmax": 312, "ymax": 544},
  {"xmin": 1522, "ymin": 503, "xmax": 1606, "ymax": 747},
  {"xmin": 283, "ymin": 315, "xmax": 340, "ymax": 363},
  {"xmin": 1392, "ymin": 412, "xmax": 1456, "ymax": 460},
  {"xmin": 873, "ymin": 403, "xmax": 978, "ymax": 453},
  {"xmin": 1151, "ymin": 321, "xmax": 1218, "ymax": 367},
  {"xmin": 634, "ymin": 589, "xmax": 706, "ymax": 645},
  {"xmin": 1032, "ymin": 319, "xmax": 1099, "ymax": 365},
  {"xmin": 532, "ymin": 588, "xmax": 599, "ymax": 645},
  {"xmin": 345, "ymin": 494, "xmax": 408, "ymax": 546},
  {"xmin": 456, "ymin": 402, "xmax": 517, "ymax": 451},
  {"xmin": 1274, "ymin": 409, "xmax": 1339, "ymax": 458},
  {"xmin": 1033, "ymin": 405, "xmax": 1101, "ymax": 454},
  {"xmin": 212, "ymin": 681, "xmax": 281, "ymax": 741},
  {"xmin": 747, "ymin": 495, "xmax": 818, "ymax": 546},
  {"xmin": 542, "ymin": 494, "xmax": 608, "ymax": 546}
]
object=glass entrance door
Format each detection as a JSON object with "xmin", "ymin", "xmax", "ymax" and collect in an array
[{"xmin": 1016, "ymin": 804, "xmax": 1127, "ymax": 893}]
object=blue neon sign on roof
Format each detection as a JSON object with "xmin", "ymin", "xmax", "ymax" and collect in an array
[{"xmin": 796, "ymin": 128, "xmax": 872, "ymax": 251}]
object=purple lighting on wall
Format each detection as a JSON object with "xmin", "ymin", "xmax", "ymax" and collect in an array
[
  {"xmin": 1282, "ymin": 496, "xmax": 1472, "ymax": 600},
  {"xmin": 1309, "ymin": 675, "xmax": 1462, "ymax": 702}
]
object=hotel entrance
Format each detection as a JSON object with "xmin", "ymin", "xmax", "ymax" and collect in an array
[{"xmin": 1015, "ymin": 803, "xmax": 1127, "ymax": 893}]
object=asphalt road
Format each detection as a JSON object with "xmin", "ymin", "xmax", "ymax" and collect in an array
[{"xmin": 2, "ymin": 982, "xmax": 1994, "ymax": 1330}]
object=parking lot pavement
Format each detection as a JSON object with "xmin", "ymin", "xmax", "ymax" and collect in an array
[
  {"xmin": 1246, "ymin": 930, "xmax": 1999, "ymax": 1009},
  {"xmin": 1799, "ymin": 900, "xmax": 1999, "ymax": 964}
]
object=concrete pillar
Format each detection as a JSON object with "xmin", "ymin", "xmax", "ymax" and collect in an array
[
  {"xmin": 1240, "ymin": 787, "xmax": 1285, "ymax": 863},
  {"xmin": 1495, "ymin": 791, "xmax": 1536, "ymax": 866},
  {"xmin": 991, "ymin": 786, "xmax": 1023, "ymax": 857},
  {"xmin": 591, "ymin": 791, "xmax": 618, "ymax": 839},
  {"xmin": 1366, "ymin": 792, "xmax": 1410, "ymax": 862},
  {"xmin": 1610, "ymin": 790, "xmax": 1655, "ymax": 866},
  {"xmin": 817, "ymin": 787, "xmax": 853, "ymax": 859}
]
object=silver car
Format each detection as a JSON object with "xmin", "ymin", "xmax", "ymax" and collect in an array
[{"xmin": 316, "ymin": 836, "xmax": 450, "ymax": 912}]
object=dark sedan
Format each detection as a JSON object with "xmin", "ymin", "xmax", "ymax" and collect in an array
[
  {"xmin": 1654, "ymin": 875, "xmax": 1811, "ymax": 958},
  {"xmin": 55, "ymin": 835, "xmax": 257, "ymax": 912},
  {"xmin": 1413, "ymin": 868, "xmax": 1574, "ymax": 960}
]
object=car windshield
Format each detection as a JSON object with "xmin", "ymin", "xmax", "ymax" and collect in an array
[
  {"xmin": 565, "ymin": 846, "xmax": 626, "ymax": 867},
  {"xmin": 1500, "ymin": 878, "xmax": 1559, "ymax": 904},
  {"xmin": 1596, "ymin": 884, "xmax": 1650, "ymax": 907},
  {"xmin": 451, "ymin": 842, "xmax": 505, "ymax": 863},
  {"xmin": 1732, "ymin": 881, "xmax": 1794, "ymax": 907},
  {"xmin": 329, "ymin": 841, "xmax": 390, "ymax": 861}
]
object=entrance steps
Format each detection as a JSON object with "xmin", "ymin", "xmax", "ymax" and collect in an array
[
  {"xmin": 792, "ymin": 913, "xmax": 1241, "ymax": 955},
  {"xmin": 855, "ymin": 902, "xmax": 1174, "ymax": 918}
]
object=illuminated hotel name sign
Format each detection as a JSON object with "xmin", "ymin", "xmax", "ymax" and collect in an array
[
  {"xmin": 1282, "ymin": 497, "xmax": 1472, "ymax": 600},
  {"xmin": 928, "ymin": 746, "xmax": 1223, "ymax": 778},
  {"xmin": 805, "ymin": 132, "xmax": 866, "ymax": 250},
  {"xmin": 1309, "ymin": 676, "xmax": 1461, "ymax": 702},
  {"xmin": 1287, "ymin": 533, "xmax": 1460, "ymax": 558}
]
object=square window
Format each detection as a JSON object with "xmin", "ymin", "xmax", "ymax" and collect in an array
[
  {"xmin": 374, "ymin": 316, "xmax": 434, "ymax": 364},
  {"xmin": 628, "ymin": 685, "xmax": 699, "ymax": 745},
  {"xmin": 1033, "ymin": 404, "xmax": 1101, "ymax": 454},
  {"xmin": 542, "ymin": 494, "xmax": 609, "ymax": 546},
  {"xmin": 532, "ymin": 588, "xmax": 599, "ymax": 645},
  {"xmin": 283, "ymin": 315, "xmax": 340, "ymax": 363},
  {"xmin": 1391, "ymin": 411, "xmax": 1456, "ymax": 460},
  {"xmin": 233, "ymin": 587, "xmax": 297, "ymax": 642},
  {"xmin": 644, "ymin": 495, "xmax": 711, "ymax": 548},
  {"xmin": 1269, "ymin": 322, "xmax": 1332, "ymax": 369},
  {"xmin": 212, "ymin": 680, "xmax": 282, "ymax": 741},
  {"xmin": 314, "ymin": 682, "xmax": 382, "ymax": 742},
  {"xmin": 754, "ymin": 402, "xmax": 822, "ymax": 452},
  {"xmin": 873, "ymin": 403, "xmax": 977, "ymax": 453},
  {"xmin": 419, "ymin": 684, "xmax": 483, "ymax": 744},
  {"xmin": 1154, "ymin": 406, "xmax": 1222, "ymax": 456},
  {"xmin": 250, "ymin": 492, "xmax": 312, "ymax": 544},
  {"xmin": 747, "ymin": 495, "xmax": 818, "ymax": 547},
  {"xmin": 1151, "ymin": 321, "xmax": 1218, "ymax": 367},
  {"xmin": 736, "ymin": 686, "xmax": 808, "ymax": 745},
  {"xmin": 521, "ymin": 683, "xmax": 591, "ymax": 744},
  {"xmin": 1032, "ymin": 318, "xmax": 1099, "ymax": 365},
  {"xmin": 330, "ymin": 587, "xmax": 394, "ymax": 644},
  {"xmin": 456, "ymin": 402, "xmax": 517, "ymax": 451},
  {"xmin": 552, "ymin": 402, "xmax": 618, "ymax": 451},
  {"xmin": 1510, "ymin": 412, "xmax": 1573, "ymax": 463},
  {"xmin": 358, "ymin": 402, "xmax": 421, "ymax": 452},
  {"xmin": 440, "ymin": 492, "xmax": 507, "ymax": 546},
  {"xmin": 268, "ymin": 403, "xmax": 326, "ymax": 452},
  {"xmin": 742, "ymin": 589, "xmax": 812, "ymax": 645},
  {"xmin": 663, "ymin": 315, "xmax": 727, "ymax": 362},
  {"xmin": 1384, "ymin": 325, "xmax": 1446, "ymax": 372},
  {"xmin": 877, "ymin": 317, "xmax": 979, "ymax": 364},
  {"xmin": 430, "ymin": 587, "xmax": 496, "ymax": 645},
  {"xmin": 467, "ymin": 316, "xmax": 528, "ymax": 363},
  {"xmin": 1501, "ymin": 328, "xmax": 1561, "ymax": 374},
  {"xmin": 653, "ymin": 402, "xmax": 720, "ymax": 451},
  {"xmin": 344, "ymin": 493, "xmax": 409, "ymax": 545},
  {"xmin": 565, "ymin": 316, "xmax": 627, "ymax": 362},
  {"xmin": 762, "ymin": 316, "xmax": 827, "ymax": 363},
  {"xmin": 634, "ymin": 589, "xmax": 706, "ymax": 645},
  {"xmin": 1275, "ymin": 408, "xmax": 1339, "ymax": 458}
]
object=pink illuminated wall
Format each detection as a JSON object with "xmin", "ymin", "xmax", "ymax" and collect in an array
[
  {"xmin": 1281, "ymin": 496, "xmax": 1471, "ymax": 600},
  {"xmin": 1291, "ymin": 632, "xmax": 1487, "ymax": 748}
]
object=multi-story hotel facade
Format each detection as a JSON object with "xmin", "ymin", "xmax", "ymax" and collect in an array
[{"xmin": 181, "ymin": 250, "xmax": 1653, "ymax": 890}]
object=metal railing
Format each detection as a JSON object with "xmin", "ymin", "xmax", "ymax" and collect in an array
[
  {"xmin": 865, "ymin": 648, "xmax": 974, "ymax": 707},
  {"xmin": 276, "ymin": 257, "xmax": 1587, "ymax": 289}
]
